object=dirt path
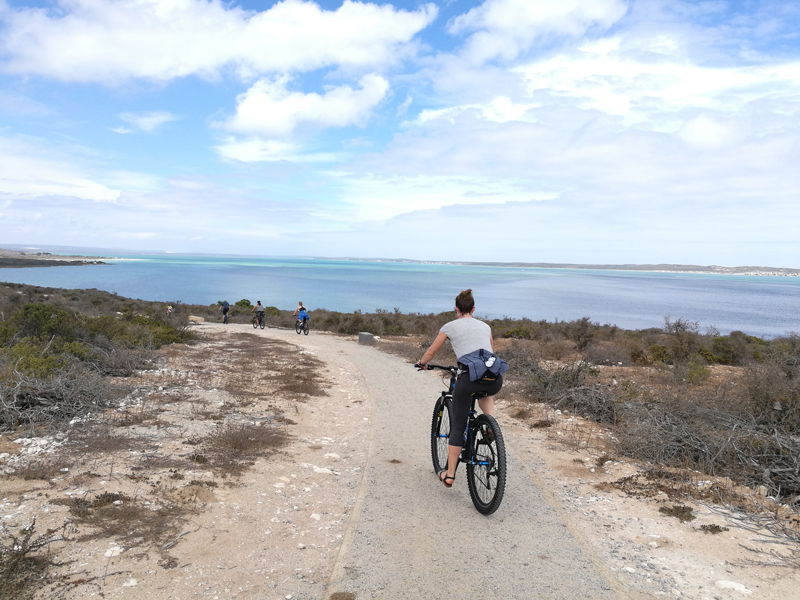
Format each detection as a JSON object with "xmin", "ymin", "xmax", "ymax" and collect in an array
[
  {"xmin": 281, "ymin": 327, "xmax": 627, "ymax": 600},
  {"xmin": 2, "ymin": 324, "xmax": 798, "ymax": 600}
]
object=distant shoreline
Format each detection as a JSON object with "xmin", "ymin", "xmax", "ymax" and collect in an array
[
  {"xmin": 321, "ymin": 258, "xmax": 800, "ymax": 277},
  {"xmin": 2, "ymin": 246, "xmax": 798, "ymax": 277},
  {"xmin": 0, "ymin": 249, "xmax": 109, "ymax": 269}
]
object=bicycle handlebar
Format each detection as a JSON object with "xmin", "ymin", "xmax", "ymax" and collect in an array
[{"xmin": 414, "ymin": 363, "xmax": 457, "ymax": 374}]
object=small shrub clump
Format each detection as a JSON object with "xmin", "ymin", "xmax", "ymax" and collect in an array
[{"xmin": 0, "ymin": 291, "xmax": 194, "ymax": 431}]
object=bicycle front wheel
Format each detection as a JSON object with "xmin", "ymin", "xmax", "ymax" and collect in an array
[
  {"xmin": 430, "ymin": 395, "xmax": 453, "ymax": 474},
  {"xmin": 295, "ymin": 321, "xmax": 302, "ymax": 334},
  {"xmin": 467, "ymin": 414, "xmax": 506, "ymax": 515}
]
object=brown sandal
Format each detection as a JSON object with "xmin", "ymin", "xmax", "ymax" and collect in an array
[{"xmin": 438, "ymin": 470, "xmax": 454, "ymax": 488}]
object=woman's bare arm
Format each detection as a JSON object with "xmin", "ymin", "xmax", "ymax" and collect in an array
[{"xmin": 419, "ymin": 331, "xmax": 448, "ymax": 367}]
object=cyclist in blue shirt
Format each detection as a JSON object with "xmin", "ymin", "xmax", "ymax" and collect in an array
[{"xmin": 293, "ymin": 301, "xmax": 309, "ymax": 325}]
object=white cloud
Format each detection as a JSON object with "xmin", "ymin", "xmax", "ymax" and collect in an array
[
  {"xmin": 0, "ymin": 137, "xmax": 119, "ymax": 201},
  {"xmin": 397, "ymin": 95, "xmax": 413, "ymax": 116},
  {"xmin": 513, "ymin": 42, "xmax": 800, "ymax": 129},
  {"xmin": 116, "ymin": 111, "xmax": 179, "ymax": 134},
  {"xmin": 0, "ymin": 90, "xmax": 53, "ymax": 117},
  {"xmin": 215, "ymin": 137, "xmax": 345, "ymax": 163},
  {"xmin": 0, "ymin": 0, "xmax": 438, "ymax": 84},
  {"xmin": 449, "ymin": 0, "xmax": 628, "ymax": 62},
  {"xmin": 328, "ymin": 173, "xmax": 555, "ymax": 222},
  {"xmin": 0, "ymin": 176, "xmax": 318, "ymax": 251},
  {"xmin": 223, "ymin": 74, "xmax": 390, "ymax": 137},
  {"xmin": 678, "ymin": 114, "xmax": 737, "ymax": 148},
  {"xmin": 412, "ymin": 96, "xmax": 540, "ymax": 125}
]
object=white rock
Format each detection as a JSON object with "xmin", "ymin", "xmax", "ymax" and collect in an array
[
  {"xmin": 122, "ymin": 579, "xmax": 138, "ymax": 587},
  {"xmin": 715, "ymin": 580, "xmax": 751, "ymax": 595},
  {"xmin": 104, "ymin": 546, "xmax": 123, "ymax": 557},
  {"xmin": 648, "ymin": 542, "xmax": 660, "ymax": 549},
  {"xmin": 621, "ymin": 567, "xmax": 636, "ymax": 574}
]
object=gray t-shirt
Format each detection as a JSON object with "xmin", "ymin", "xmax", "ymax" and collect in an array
[{"xmin": 440, "ymin": 317, "xmax": 492, "ymax": 361}]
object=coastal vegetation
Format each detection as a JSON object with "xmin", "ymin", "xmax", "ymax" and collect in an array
[
  {"xmin": 0, "ymin": 282, "xmax": 798, "ymax": 592},
  {"xmin": 2, "ymin": 283, "xmax": 798, "ymax": 493},
  {"xmin": 0, "ymin": 284, "xmax": 193, "ymax": 431}
]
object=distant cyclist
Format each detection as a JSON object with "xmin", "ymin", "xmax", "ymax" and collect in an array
[
  {"xmin": 220, "ymin": 300, "xmax": 230, "ymax": 324},
  {"xmin": 251, "ymin": 300, "xmax": 265, "ymax": 325},
  {"xmin": 166, "ymin": 304, "xmax": 173, "ymax": 318},
  {"xmin": 293, "ymin": 301, "xmax": 309, "ymax": 326}
]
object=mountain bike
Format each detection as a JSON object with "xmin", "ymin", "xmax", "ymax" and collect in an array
[
  {"xmin": 416, "ymin": 364, "xmax": 506, "ymax": 515},
  {"xmin": 253, "ymin": 313, "xmax": 265, "ymax": 329},
  {"xmin": 295, "ymin": 318, "xmax": 309, "ymax": 335}
]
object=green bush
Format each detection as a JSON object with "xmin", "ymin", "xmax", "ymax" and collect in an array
[
  {"xmin": 235, "ymin": 299, "xmax": 252, "ymax": 308},
  {"xmin": 503, "ymin": 325, "xmax": 532, "ymax": 339},
  {"xmin": 2, "ymin": 339, "xmax": 63, "ymax": 378},
  {"xmin": 685, "ymin": 361, "xmax": 709, "ymax": 384},
  {"xmin": 650, "ymin": 344, "xmax": 671, "ymax": 364},
  {"xmin": 697, "ymin": 347, "xmax": 722, "ymax": 364}
]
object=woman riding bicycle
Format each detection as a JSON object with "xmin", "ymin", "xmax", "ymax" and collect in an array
[
  {"xmin": 418, "ymin": 289, "xmax": 506, "ymax": 488},
  {"xmin": 251, "ymin": 300, "xmax": 265, "ymax": 324},
  {"xmin": 293, "ymin": 301, "xmax": 309, "ymax": 325}
]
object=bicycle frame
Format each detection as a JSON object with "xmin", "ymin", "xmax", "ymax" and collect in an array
[
  {"xmin": 421, "ymin": 362, "xmax": 507, "ymax": 514},
  {"xmin": 436, "ymin": 368, "xmax": 491, "ymax": 472}
]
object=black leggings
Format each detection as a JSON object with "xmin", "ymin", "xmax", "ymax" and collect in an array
[{"xmin": 449, "ymin": 372, "xmax": 503, "ymax": 447}]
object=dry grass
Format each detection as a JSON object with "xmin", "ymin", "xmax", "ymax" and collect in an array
[
  {"xmin": 700, "ymin": 524, "xmax": 729, "ymax": 534},
  {"xmin": 0, "ymin": 519, "xmax": 71, "ymax": 600},
  {"xmin": 51, "ymin": 492, "xmax": 185, "ymax": 545},
  {"xmin": 659, "ymin": 504, "xmax": 696, "ymax": 522},
  {"xmin": 203, "ymin": 422, "xmax": 291, "ymax": 474},
  {"xmin": 67, "ymin": 426, "xmax": 145, "ymax": 454},
  {"xmin": 11, "ymin": 458, "xmax": 72, "ymax": 481}
]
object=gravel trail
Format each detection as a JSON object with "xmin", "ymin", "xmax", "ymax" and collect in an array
[{"xmin": 260, "ymin": 326, "xmax": 629, "ymax": 600}]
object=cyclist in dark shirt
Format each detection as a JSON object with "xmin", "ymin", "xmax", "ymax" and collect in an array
[
  {"xmin": 251, "ymin": 301, "xmax": 264, "ymax": 325},
  {"xmin": 220, "ymin": 300, "xmax": 230, "ymax": 324}
]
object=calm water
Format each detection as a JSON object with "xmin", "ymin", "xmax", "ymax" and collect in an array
[{"xmin": 1, "ymin": 253, "xmax": 799, "ymax": 338}]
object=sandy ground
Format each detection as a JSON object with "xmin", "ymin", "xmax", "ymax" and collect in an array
[{"xmin": 1, "ymin": 324, "xmax": 798, "ymax": 599}]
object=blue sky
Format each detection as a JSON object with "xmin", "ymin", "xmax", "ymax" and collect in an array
[{"xmin": 1, "ymin": 0, "xmax": 799, "ymax": 266}]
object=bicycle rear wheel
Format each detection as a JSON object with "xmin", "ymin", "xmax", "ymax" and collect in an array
[
  {"xmin": 303, "ymin": 321, "xmax": 309, "ymax": 335},
  {"xmin": 252, "ymin": 316, "xmax": 258, "ymax": 329},
  {"xmin": 259, "ymin": 316, "xmax": 265, "ymax": 329},
  {"xmin": 430, "ymin": 395, "xmax": 453, "ymax": 474},
  {"xmin": 466, "ymin": 414, "xmax": 506, "ymax": 515},
  {"xmin": 295, "ymin": 321, "xmax": 302, "ymax": 334}
]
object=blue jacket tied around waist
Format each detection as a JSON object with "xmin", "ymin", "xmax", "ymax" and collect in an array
[{"xmin": 458, "ymin": 349, "xmax": 509, "ymax": 382}]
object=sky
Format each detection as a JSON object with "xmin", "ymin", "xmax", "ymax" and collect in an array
[{"xmin": 0, "ymin": 0, "xmax": 799, "ymax": 266}]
